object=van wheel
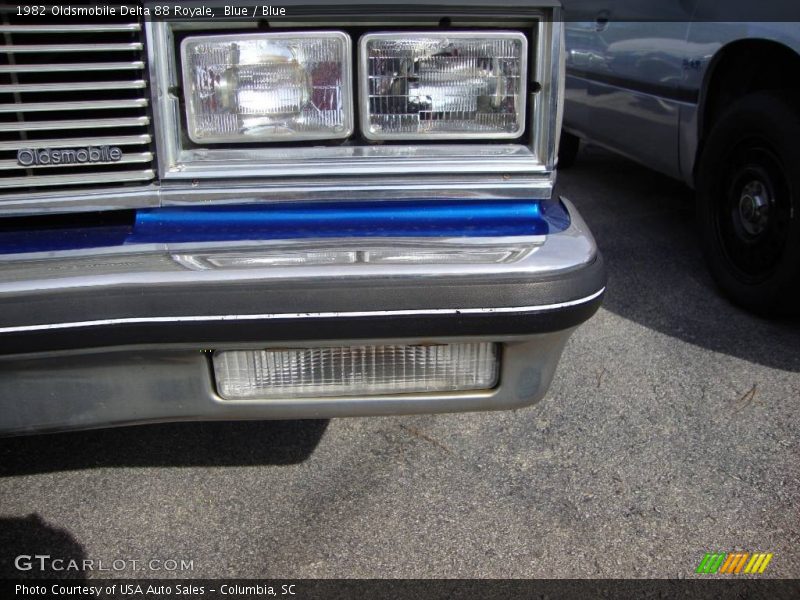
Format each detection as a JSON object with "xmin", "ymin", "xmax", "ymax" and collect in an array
[
  {"xmin": 696, "ymin": 91, "xmax": 800, "ymax": 315},
  {"xmin": 558, "ymin": 131, "xmax": 580, "ymax": 169}
]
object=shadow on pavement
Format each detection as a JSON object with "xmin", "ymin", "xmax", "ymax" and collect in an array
[
  {"xmin": 557, "ymin": 145, "xmax": 800, "ymax": 372},
  {"xmin": 0, "ymin": 514, "xmax": 87, "ymax": 579},
  {"xmin": 0, "ymin": 419, "xmax": 329, "ymax": 477}
]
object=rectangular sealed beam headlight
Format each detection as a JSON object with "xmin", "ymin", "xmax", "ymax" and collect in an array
[
  {"xmin": 181, "ymin": 31, "xmax": 353, "ymax": 143},
  {"xmin": 360, "ymin": 32, "xmax": 527, "ymax": 140},
  {"xmin": 213, "ymin": 343, "xmax": 499, "ymax": 400}
]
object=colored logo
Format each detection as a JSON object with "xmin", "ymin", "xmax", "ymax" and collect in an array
[{"xmin": 696, "ymin": 552, "xmax": 773, "ymax": 574}]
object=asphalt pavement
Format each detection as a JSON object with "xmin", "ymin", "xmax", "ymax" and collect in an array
[{"xmin": 1, "ymin": 145, "xmax": 798, "ymax": 579}]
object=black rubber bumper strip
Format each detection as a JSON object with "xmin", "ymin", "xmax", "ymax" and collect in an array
[{"xmin": 0, "ymin": 256, "xmax": 606, "ymax": 355}]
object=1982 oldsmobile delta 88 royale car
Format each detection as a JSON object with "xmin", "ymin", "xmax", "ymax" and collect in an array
[{"xmin": 0, "ymin": 1, "xmax": 605, "ymax": 435}]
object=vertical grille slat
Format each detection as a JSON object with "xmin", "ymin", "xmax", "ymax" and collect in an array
[
  {"xmin": 0, "ymin": 61, "xmax": 145, "ymax": 73},
  {"xmin": 0, "ymin": 170, "xmax": 156, "ymax": 187},
  {"xmin": 0, "ymin": 80, "xmax": 147, "ymax": 93},
  {"xmin": 0, "ymin": 99, "xmax": 149, "ymax": 112},
  {"xmin": 0, "ymin": 24, "xmax": 142, "ymax": 33},
  {"xmin": 1, "ymin": 13, "xmax": 154, "ymax": 194},
  {"xmin": 3, "ymin": 43, "xmax": 144, "ymax": 53},
  {"xmin": 0, "ymin": 134, "xmax": 151, "ymax": 151},
  {"xmin": 0, "ymin": 116, "xmax": 150, "ymax": 132}
]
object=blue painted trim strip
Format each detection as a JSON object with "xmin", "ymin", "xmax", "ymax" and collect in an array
[{"xmin": 130, "ymin": 200, "xmax": 548, "ymax": 242}]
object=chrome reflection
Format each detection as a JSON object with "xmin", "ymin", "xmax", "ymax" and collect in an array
[{"xmin": 171, "ymin": 240, "xmax": 541, "ymax": 270}]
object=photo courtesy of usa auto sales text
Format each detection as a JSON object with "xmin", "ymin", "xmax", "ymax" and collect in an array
[{"xmin": 15, "ymin": 583, "xmax": 298, "ymax": 596}]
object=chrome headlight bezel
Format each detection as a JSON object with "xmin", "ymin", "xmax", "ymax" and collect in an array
[{"xmin": 147, "ymin": 12, "xmax": 562, "ymax": 186}]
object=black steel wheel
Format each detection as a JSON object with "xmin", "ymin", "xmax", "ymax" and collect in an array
[{"xmin": 697, "ymin": 92, "xmax": 800, "ymax": 315}]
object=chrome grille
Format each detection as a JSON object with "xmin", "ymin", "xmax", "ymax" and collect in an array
[{"xmin": 0, "ymin": 17, "xmax": 155, "ymax": 193}]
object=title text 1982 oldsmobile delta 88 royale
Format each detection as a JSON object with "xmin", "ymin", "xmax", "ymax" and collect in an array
[{"xmin": 0, "ymin": 1, "xmax": 605, "ymax": 435}]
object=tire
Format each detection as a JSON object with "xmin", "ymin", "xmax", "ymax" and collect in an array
[
  {"xmin": 558, "ymin": 130, "xmax": 580, "ymax": 169},
  {"xmin": 696, "ymin": 91, "xmax": 800, "ymax": 315}
]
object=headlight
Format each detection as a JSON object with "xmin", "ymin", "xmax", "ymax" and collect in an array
[
  {"xmin": 180, "ymin": 31, "xmax": 353, "ymax": 143},
  {"xmin": 360, "ymin": 32, "xmax": 528, "ymax": 140}
]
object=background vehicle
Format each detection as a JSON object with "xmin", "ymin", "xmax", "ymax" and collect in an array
[{"xmin": 560, "ymin": 0, "xmax": 800, "ymax": 314}]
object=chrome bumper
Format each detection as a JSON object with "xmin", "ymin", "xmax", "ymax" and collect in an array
[{"xmin": 0, "ymin": 198, "xmax": 604, "ymax": 435}]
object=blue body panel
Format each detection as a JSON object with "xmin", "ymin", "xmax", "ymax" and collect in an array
[
  {"xmin": 131, "ymin": 200, "xmax": 548, "ymax": 242},
  {"xmin": 0, "ymin": 226, "xmax": 131, "ymax": 255}
]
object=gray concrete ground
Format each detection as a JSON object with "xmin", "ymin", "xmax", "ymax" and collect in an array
[{"xmin": 0, "ymin": 146, "xmax": 798, "ymax": 579}]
